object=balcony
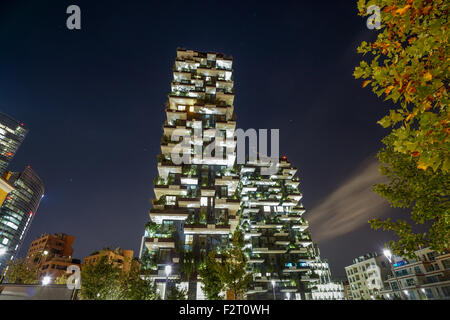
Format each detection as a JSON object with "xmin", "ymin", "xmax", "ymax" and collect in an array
[
  {"xmin": 184, "ymin": 223, "xmax": 231, "ymax": 235},
  {"xmin": 177, "ymin": 197, "xmax": 200, "ymax": 208},
  {"xmin": 145, "ymin": 237, "xmax": 175, "ymax": 250},
  {"xmin": 149, "ymin": 207, "xmax": 189, "ymax": 223},
  {"xmin": 252, "ymin": 247, "xmax": 286, "ymax": 254},
  {"xmin": 154, "ymin": 184, "xmax": 187, "ymax": 199}
]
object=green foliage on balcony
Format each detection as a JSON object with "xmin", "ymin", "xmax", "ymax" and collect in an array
[
  {"xmin": 161, "ymin": 135, "xmax": 170, "ymax": 144},
  {"xmin": 145, "ymin": 221, "xmax": 176, "ymax": 238},
  {"xmin": 153, "ymin": 176, "xmax": 166, "ymax": 186},
  {"xmin": 182, "ymin": 165, "xmax": 198, "ymax": 176}
]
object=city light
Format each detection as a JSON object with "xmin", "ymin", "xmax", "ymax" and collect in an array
[
  {"xmin": 383, "ymin": 249, "xmax": 392, "ymax": 262},
  {"xmin": 165, "ymin": 265, "xmax": 172, "ymax": 276},
  {"xmin": 42, "ymin": 276, "xmax": 51, "ymax": 286}
]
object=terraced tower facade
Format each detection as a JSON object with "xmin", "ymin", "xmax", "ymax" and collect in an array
[
  {"xmin": 239, "ymin": 157, "xmax": 322, "ymax": 300},
  {"xmin": 142, "ymin": 49, "xmax": 240, "ymax": 299}
]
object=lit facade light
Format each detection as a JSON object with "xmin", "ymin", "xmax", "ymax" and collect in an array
[
  {"xmin": 42, "ymin": 276, "xmax": 51, "ymax": 286},
  {"xmin": 165, "ymin": 265, "xmax": 172, "ymax": 276},
  {"xmin": 383, "ymin": 249, "xmax": 392, "ymax": 262}
]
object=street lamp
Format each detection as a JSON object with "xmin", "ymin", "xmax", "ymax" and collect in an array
[
  {"xmin": 165, "ymin": 265, "xmax": 172, "ymax": 300},
  {"xmin": 42, "ymin": 276, "xmax": 51, "ymax": 286},
  {"xmin": 383, "ymin": 248, "xmax": 404, "ymax": 300},
  {"xmin": 271, "ymin": 280, "xmax": 276, "ymax": 300}
]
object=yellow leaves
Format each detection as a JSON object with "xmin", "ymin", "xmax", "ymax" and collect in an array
[
  {"xmin": 424, "ymin": 72, "xmax": 432, "ymax": 81},
  {"xmin": 408, "ymin": 37, "xmax": 417, "ymax": 44},
  {"xmin": 405, "ymin": 113, "xmax": 414, "ymax": 122},
  {"xmin": 362, "ymin": 80, "xmax": 371, "ymax": 88},
  {"xmin": 381, "ymin": 42, "xmax": 390, "ymax": 54},
  {"xmin": 422, "ymin": 6, "xmax": 432, "ymax": 16},
  {"xmin": 395, "ymin": 5, "xmax": 411, "ymax": 16},
  {"xmin": 417, "ymin": 161, "xmax": 428, "ymax": 171},
  {"xmin": 385, "ymin": 85, "xmax": 395, "ymax": 95}
]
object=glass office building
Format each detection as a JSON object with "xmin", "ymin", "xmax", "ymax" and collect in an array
[
  {"xmin": 0, "ymin": 166, "xmax": 44, "ymax": 270},
  {"xmin": 0, "ymin": 112, "xmax": 28, "ymax": 176}
]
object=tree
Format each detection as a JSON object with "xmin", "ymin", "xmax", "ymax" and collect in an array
[
  {"xmin": 370, "ymin": 135, "xmax": 449, "ymax": 257},
  {"xmin": 2, "ymin": 259, "xmax": 39, "ymax": 284},
  {"xmin": 55, "ymin": 273, "xmax": 69, "ymax": 285},
  {"xmin": 117, "ymin": 266, "xmax": 159, "ymax": 300},
  {"xmin": 79, "ymin": 256, "xmax": 121, "ymax": 300},
  {"xmin": 355, "ymin": 0, "xmax": 449, "ymax": 172},
  {"xmin": 198, "ymin": 230, "xmax": 253, "ymax": 300},
  {"xmin": 79, "ymin": 255, "xmax": 158, "ymax": 300},
  {"xmin": 354, "ymin": 0, "xmax": 449, "ymax": 256},
  {"xmin": 179, "ymin": 250, "xmax": 196, "ymax": 283},
  {"xmin": 166, "ymin": 283, "xmax": 188, "ymax": 300}
]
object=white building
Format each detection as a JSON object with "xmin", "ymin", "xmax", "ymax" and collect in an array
[
  {"xmin": 345, "ymin": 253, "xmax": 391, "ymax": 300},
  {"xmin": 380, "ymin": 248, "xmax": 450, "ymax": 300}
]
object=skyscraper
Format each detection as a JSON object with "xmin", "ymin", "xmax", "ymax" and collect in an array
[
  {"xmin": 239, "ymin": 157, "xmax": 344, "ymax": 300},
  {"xmin": 141, "ymin": 49, "xmax": 341, "ymax": 300},
  {"xmin": 0, "ymin": 166, "xmax": 44, "ymax": 270},
  {"xmin": 0, "ymin": 112, "xmax": 28, "ymax": 176},
  {"xmin": 141, "ymin": 48, "xmax": 238, "ymax": 299}
]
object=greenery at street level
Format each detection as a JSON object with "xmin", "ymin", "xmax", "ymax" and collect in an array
[
  {"xmin": 198, "ymin": 230, "xmax": 253, "ymax": 300},
  {"xmin": 1, "ymin": 258, "xmax": 39, "ymax": 284},
  {"xmin": 354, "ymin": 0, "xmax": 449, "ymax": 257},
  {"xmin": 79, "ymin": 255, "xmax": 159, "ymax": 300},
  {"xmin": 166, "ymin": 284, "xmax": 188, "ymax": 300}
]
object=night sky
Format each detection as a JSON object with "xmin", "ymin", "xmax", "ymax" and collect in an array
[{"xmin": 0, "ymin": 1, "xmax": 406, "ymax": 278}]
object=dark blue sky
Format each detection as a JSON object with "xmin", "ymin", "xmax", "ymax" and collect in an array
[{"xmin": 0, "ymin": 0, "xmax": 403, "ymax": 277}]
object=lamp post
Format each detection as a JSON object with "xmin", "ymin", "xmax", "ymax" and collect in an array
[
  {"xmin": 165, "ymin": 265, "xmax": 172, "ymax": 300},
  {"xmin": 271, "ymin": 280, "xmax": 276, "ymax": 300},
  {"xmin": 383, "ymin": 249, "xmax": 405, "ymax": 300}
]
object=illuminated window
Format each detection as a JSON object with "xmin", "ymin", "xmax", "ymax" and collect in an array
[
  {"xmin": 177, "ymin": 105, "xmax": 186, "ymax": 111},
  {"xmin": 201, "ymin": 197, "xmax": 208, "ymax": 207},
  {"xmin": 264, "ymin": 206, "xmax": 271, "ymax": 212},
  {"xmin": 185, "ymin": 234, "xmax": 193, "ymax": 245},
  {"xmin": 166, "ymin": 196, "xmax": 176, "ymax": 205},
  {"xmin": 189, "ymin": 106, "xmax": 195, "ymax": 112}
]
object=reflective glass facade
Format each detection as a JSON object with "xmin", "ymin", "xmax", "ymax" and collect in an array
[
  {"xmin": 0, "ymin": 167, "xmax": 44, "ymax": 270},
  {"xmin": 0, "ymin": 112, "xmax": 28, "ymax": 176}
]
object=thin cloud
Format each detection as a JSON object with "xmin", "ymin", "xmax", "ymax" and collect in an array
[{"xmin": 307, "ymin": 158, "xmax": 390, "ymax": 243}]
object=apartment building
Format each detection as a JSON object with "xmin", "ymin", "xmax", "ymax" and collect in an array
[
  {"xmin": 83, "ymin": 247, "xmax": 138, "ymax": 274},
  {"xmin": 345, "ymin": 252, "xmax": 391, "ymax": 300},
  {"xmin": 380, "ymin": 248, "xmax": 450, "ymax": 300}
]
